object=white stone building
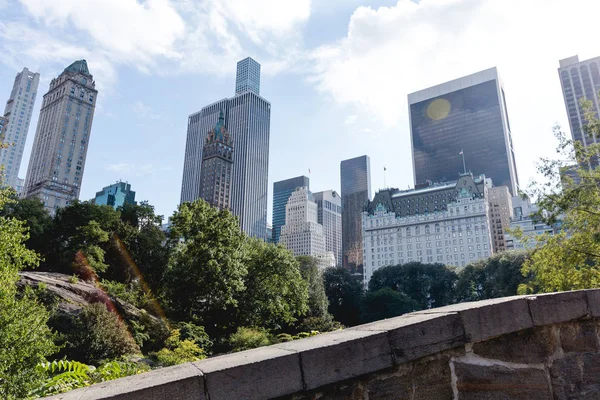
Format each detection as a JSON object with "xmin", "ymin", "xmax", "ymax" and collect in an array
[
  {"xmin": 313, "ymin": 190, "xmax": 342, "ymax": 267},
  {"xmin": 362, "ymin": 174, "xmax": 493, "ymax": 286},
  {"xmin": 505, "ymin": 196, "xmax": 556, "ymax": 250}
]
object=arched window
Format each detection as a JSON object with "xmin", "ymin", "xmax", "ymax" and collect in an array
[
  {"xmin": 435, "ymin": 223, "xmax": 440, "ymax": 233},
  {"xmin": 425, "ymin": 224, "xmax": 430, "ymax": 234},
  {"xmin": 406, "ymin": 227, "xmax": 411, "ymax": 236}
]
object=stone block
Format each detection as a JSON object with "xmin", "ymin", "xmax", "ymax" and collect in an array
[
  {"xmin": 550, "ymin": 353, "xmax": 600, "ymax": 399},
  {"xmin": 45, "ymin": 363, "xmax": 205, "ymax": 400},
  {"xmin": 363, "ymin": 363, "xmax": 414, "ymax": 400},
  {"xmin": 354, "ymin": 312, "xmax": 465, "ymax": 363},
  {"xmin": 472, "ymin": 326, "xmax": 558, "ymax": 364},
  {"xmin": 585, "ymin": 289, "xmax": 600, "ymax": 317},
  {"xmin": 194, "ymin": 346, "xmax": 302, "ymax": 400},
  {"xmin": 413, "ymin": 296, "xmax": 533, "ymax": 342},
  {"xmin": 527, "ymin": 291, "xmax": 589, "ymax": 326},
  {"xmin": 275, "ymin": 329, "xmax": 393, "ymax": 390},
  {"xmin": 454, "ymin": 361, "xmax": 552, "ymax": 400},
  {"xmin": 412, "ymin": 352, "xmax": 457, "ymax": 400},
  {"xmin": 560, "ymin": 321, "xmax": 599, "ymax": 353}
]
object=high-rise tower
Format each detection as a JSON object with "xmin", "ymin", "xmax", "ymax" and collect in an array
[
  {"xmin": 313, "ymin": 190, "xmax": 342, "ymax": 267},
  {"xmin": 1, "ymin": 68, "xmax": 40, "ymax": 189},
  {"xmin": 24, "ymin": 60, "xmax": 97, "ymax": 215},
  {"xmin": 272, "ymin": 175, "xmax": 310, "ymax": 243},
  {"xmin": 181, "ymin": 57, "xmax": 270, "ymax": 239}
]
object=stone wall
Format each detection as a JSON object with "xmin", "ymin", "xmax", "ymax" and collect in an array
[{"xmin": 48, "ymin": 290, "xmax": 600, "ymax": 400}]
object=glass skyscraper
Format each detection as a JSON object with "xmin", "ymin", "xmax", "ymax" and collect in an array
[
  {"xmin": 272, "ymin": 176, "xmax": 310, "ymax": 243},
  {"xmin": 93, "ymin": 181, "xmax": 136, "ymax": 209},
  {"xmin": 181, "ymin": 57, "xmax": 271, "ymax": 239},
  {"xmin": 558, "ymin": 55, "xmax": 600, "ymax": 167},
  {"xmin": 408, "ymin": 67, "xmax": 519, "ymax": 195},
  {"xmin": 340, "ymin": 155, "xmax": 371, "ymax": 273}
]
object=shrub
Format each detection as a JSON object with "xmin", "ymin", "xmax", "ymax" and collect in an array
[
  {"xmin": 154, "ymin": 329, "xmax": 205, "ymax": 367},
  {"xmin": 177, "ymin": 322, "xmax": 213, "ymax": 354},
  {"xmin": 228, "ymin": 327, "xmax": 272, "ymax": 352}
]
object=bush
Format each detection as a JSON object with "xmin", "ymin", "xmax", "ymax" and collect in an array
[
  {"xmin": 154, "ymin": 329, "xmax": 205, "ymax": 367},
  {"xmin": 177, "ymin": 322, "xmax": 213, "ymax": 354},
  {"xmin": 100, "ymin": 280, "xmax": 150, "ymax": 309},
  {"xmin": 296, "ymin": 316, "xmax": 342, "ymax": 333},
  {"xmin": 228, "ymin": 327, "xmax": 272, "ymax": 352}
]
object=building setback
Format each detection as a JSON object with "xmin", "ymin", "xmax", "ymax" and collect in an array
[
  {"xmin": 558, "ymin": 55, "xmax": 600, "ymax": 167},
  {"xmin": 272, "ymin": 176, "xmax": 310, "ymax": 243},
  {"xmin": 313, "ymin": 190, "xmax": 342, "ymax": 267},
  {"xmin": 93, "ymin": 181, "xmax": 136, "ymax": 210},
  {"xmin": 362, "ymin": 173, "xmax": 493, "ymax": 286},
  {"xmin": 408, "ymin": 67, "xmax": 519, "ymax": 195},
  {"xmin": 23, "ymin": 60, "xmax": 97, "ymax": 215},
  {"xmin": 198, "ymin": 110, "xmax": 233, "ymax": 210},
  {"xmin": 1, "ymin": 68, "xmax": 40, "ymax": 189},
  {"xmin": 505, "ymin": 196, "xmax": 557, "ymax": 250},
  {"xmin": 180, "ymin": 57, "xmax": 270, "ymax": 239},
  {"xmin": 487, "ymin": 186, "xmax": 513, "ymax": 253},
  {"xmin": 341, "ymin": 155, "xmax": 371, "ymax": 273}
]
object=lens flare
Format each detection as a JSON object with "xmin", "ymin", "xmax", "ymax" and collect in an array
[{"xmin": 426, "ymin": 98, "xmax": 451, "ymax": 120}]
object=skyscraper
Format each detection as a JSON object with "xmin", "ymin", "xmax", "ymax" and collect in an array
[
  {"xmin": 408, "ymin": 67, "xmax": 519, "ymax": 195},
  {"xmin": 340, "ymin": 155, "xmax": 371, "ymax": 272},
  {"xmin": 558, "ymin": 55, "xmax": 600, "ymax": 166},
  {"xmin": 24, "ymin": 60, "xmax": 97, "ymax": 215},
  {"xmin": 313, "ymin": 190, "xmax": 342, "ymax": 267},
  {"xmin": 199, "ymin": 110, "xmax": 233, "ymax": 209},
  {"xmin": 487, "ymin": 186, "xmax": 513, "ymax": 253},
  {"xmin": 1, "ymin": 68, "xmax": 40, "ymax": 189},
  {"xmin": 181, "ymin": 57, "xmax": 270, "ymax": 239},
  {"xmin": 93, "ymin": 181, "xmax": 136, "ymax": 209},
  {"xmin": 272, "ymin": 175, "xmax": 310, "ymax": 243}
]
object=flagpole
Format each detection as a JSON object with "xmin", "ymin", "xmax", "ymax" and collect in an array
[
  {"xmin": 460, "ymin": 150, "xmax": 466, "ymax": 174},
  {"xmin": 383, "ymin": 167, "xmax": 387, "ymax": 189}
]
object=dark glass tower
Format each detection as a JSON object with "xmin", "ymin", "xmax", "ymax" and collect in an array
[
  {"xmin": 408, "ymin": 67, "xmax": 519, "ymax": 195},
  {"xmin": 340, "ymin": 155, "xmax": 371, "ymax": 273},
  {"xmin": 272, "ymin": 175, "xmax": 310, "ymax": 243}
]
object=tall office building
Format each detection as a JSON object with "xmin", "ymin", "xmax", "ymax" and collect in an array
[
  {"xmin": 1, "ymin": 68, "xmax": 40, "ymax": 189},
  {"xmin": 272, "ymin": 176, "xmax": 310, "ymax": 243},
  {"xmin": 408, "ymin": 67, "xmax": 519, "ymax": 195},
  {"xmin": 181, "ymin": 57, "xmax": 270, "ymax": 239},
  {"xmin": 24, "ymin": 60, "xmax": 97, "ymax": 215},
  {"xmin": 487, "ymin": 186, "xmax": 513, "ymax": 253},
  {"xmin": 199, "ymin": 110, "xmax": 233, "ymax": 209},
  {"xmin": 0, "ymin": 116, "xmax": 7, "ymax": 137},
  {"xmin": 313, "ymin": 190, "xmax": 342, "ymax": 267},
  {"xmin": 93, "ymin": 181, "xmax": 136, "ymax": 209},
  {"xmin": 340, "ymin": 155, "xmax": 371, "ymax": 272},
  {"xmin": 558, "ymin": 55, "xmax": 600, "ymax": 166}
]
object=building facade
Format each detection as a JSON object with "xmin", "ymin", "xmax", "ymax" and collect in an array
[
  {"xmin": 280, "ymin": 187, "xmax": 333, "ymax": 268},
  {"xmin": 505, "ymin": 196, "xmax": 557, "ymax": 250},
  {"xmin": 24, "ymin": 60, "xmax": 97, "ymax": 215},
  {"xmin": 558, "ymin": 55, "xmax": 600, "ymax": 167},
  {"xmin": 198, "ymin": 110, "xmax": 233, "ymax": 209},
  {"xmin": 93, "ymin": 181, "xmax": 136, "ymax": 209},
  {"xmin": 487, "ymin": 186, "xmax": 513, "ymax": 252},
  {"xmin": 180, "ymin": 57, "xmax": 270, "ymax": 239},
  {"xmin": 313, "ymin": 190, "xmax": 342, "ymax": 267},
  {"xmin": 0, "ymin": 116, "xmax": 7, "ymax": 138},
  {"xmin": 1, "ymin": 68, "xmax": 40, "ymax": 189},
  {"xmin": 408, "ymin": 67, "xmax": 519, "ymax": 195},
  {"xmin": 235, "ymin": 57, "xmax": 260, "ymax": 95},
  {"xmin": 272, "ymin": 176, "xmax": 310, "ymax": 243},
  {"xmin": 362, "ymin": 174, "xmax": 493, "ymax": 286},
  {"xmin": 341, "ymin": 155, "xmax": 371, "ymax": 273}
]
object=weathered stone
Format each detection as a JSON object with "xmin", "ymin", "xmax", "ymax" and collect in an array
[
  {"xmin": 45, "ymin": 363, "xmax": 205, "ymax": 400},
  {"xmin": 194, "ymin": 346, "xmax": 302, "ymax": 400},
  {"xmin": 585, "ymin": 289, "xmax": 600, "ymax": 318},
  {"xmin": 527, "ymin": 291, "xmax": 589, "ymax": 326},
  {"xmin": 412, "ymin": 352, "xmax": 458, "ymax": 400},
  {"xmin": 472, "ymin": 326, "xmax": 558, "ymax": 364},
  {"xmin": 363, "ymin": 363, "xmax": 414, "ymax": 400},
  {"xmin": 454, "ymin": 360, "xmax": 551, "ymax": 400},
  {"xmin": 275, "ymin": 329, "xmax": 393, "ymax": 390},
  {"xmin": 413, "ymin": 296, "xmax": 533, "ymax": 342},
  {"xmin": 550, "ymin": 353, "xmax": 600, "ymax": 399},
  {"xmin": 560, "ymin": 321, "xmax": 599, "ymax": 353},
  {"xmin": 354, "ymin": 312, "xmax": 465, "ymax": 363}
]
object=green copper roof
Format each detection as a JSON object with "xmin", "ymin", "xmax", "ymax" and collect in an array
[
  {"xmin": 64, "ymin": 59, "xmax": 90, "ymax": 75},
  {"xmin": 213, "ymin": 110, "xmax": 226, "ymax": 140}
]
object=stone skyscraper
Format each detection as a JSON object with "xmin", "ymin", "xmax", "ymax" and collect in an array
[
  {"xmin": 24, "ymin": 60, "xmax": 97, "ymax": 215},
  {"xmin": 341, "ymin": 155, "xmax": 371, "ymax": 273},
  {"xmin": 272, "ymin": 175, "xmax": 310, "ymax": 243},
  {"xmin": 558, "ymin": 55, "xmax": 600, "ymax": 166},
  {"xmin": 181, "ymin": 57, "xmax": 270, "ymax": 239},
  {"xmin": 408, "ymin": 68, "xmax": 519, "ymax": 195},
  {"xmin": 313, "ymin": 190, "xmax": 342, "ymax": 267},
  {"xmin": 199, "ymin": 110, "xmax": 233, "ymax": 209},
  {"xmin": 1, "ymin": 68, "xmax": 40, "ymax": 189}
]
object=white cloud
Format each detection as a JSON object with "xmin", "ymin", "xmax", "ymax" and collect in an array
[
  {"xmin": 132, "ymin": 101, "xmax": 161, "ymax": 121},
  {"xmin": 105, "ymin": 162, "xmax": 170, "ymax": 177},
  {"xmin": 344, "ymin": 115, "xmax": 358, "ymax": 125}
]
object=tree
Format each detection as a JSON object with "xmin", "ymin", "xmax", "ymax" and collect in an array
[
  {"xmin": 0, "ymin": 194, "xmax": 52, "ymax": 251},
  {"xmin": 323, "ymin": 267, "xmax": 363, "ymax": 327},
  {"xmin": 164, "ymin": 200, "xmax": 247, "ymax": 334},
  {"xmin": 237, "ymin": 239, "xmax": 308, "ymax": 330},
  {"xmin": 455, "ymin": 250, "xmax": 531, "ymax": 302},
  {"xmin": 360, "ymin": 288, "xmax": 418, "ymax": 323},
  {"xmin": 0, "ymin": 188, "xmax": 57, "ymax": 398},
  {"xmin": 368, "ymin": 262, "xmax": 457, "ymax": 310},
  {"xmin": 519, "ymin": 95, "xmax": 600, "ymax": 293}
]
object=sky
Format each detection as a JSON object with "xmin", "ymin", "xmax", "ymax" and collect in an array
[{"xmin": 0, "ymin": 0, "xmax": 599, "ymax": 222}]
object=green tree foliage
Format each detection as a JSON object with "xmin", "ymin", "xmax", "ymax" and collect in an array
[
  {"xmin": 0, "ymin": 194, "xmax": 51, "ymax": 251},
  {"xmin": 455, "ymin": 250, "xmax": 531, "ymax": 302},
  {"xmin": 154, "ymin": 329, "xmax": 205, "ymax": 367},
  {"xmin": 0, "ymin": 188, "xmax": 57, "ymax": 399},
  {"xmin": 520, "ymin": 95, "xmax": 600, "ymax": 293},
  {"xmin": 164, "ymin": 200, "xmax": 247, "ymax": 333},
  {"xmin": 368, "ymin": 262, "xmax": 457, "ymax": 310},
  {"xmin": 228, "ymin": 327, "xmax": 272, "ymax": 352},
  {"xmin": 177, "ymin": 322, "xmax": 213, "ymax": 354},
  {"xmin": 323, "ymin": 267, "xmax": 363, "ymax": 327},
  {"xmin": 361, "ymin": 288, "xmax": 418, "ymax": 323}
]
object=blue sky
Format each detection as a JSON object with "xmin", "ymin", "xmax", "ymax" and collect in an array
[{"xmin": 0, "ymin": 0, "xmax": 598, "ymax": 222}]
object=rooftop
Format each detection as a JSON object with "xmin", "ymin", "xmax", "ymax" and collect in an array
[{"xmin": 63, "ymin": 59, "xmax": 91, "ymax": 76}]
